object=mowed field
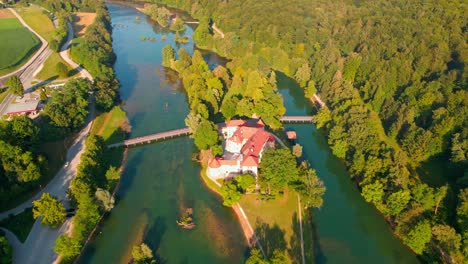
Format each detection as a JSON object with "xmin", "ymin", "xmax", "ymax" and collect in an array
[
  {"xmin": 17, "ymin": 5, "xmax": 55, "ymax": 41},
  {"xmin": 73, "ymin": 12, "xmax": 96, "ymax": 37},
  {"xmin": 0, "ymin": 10, "xmax": 40, "ymax": 75}
]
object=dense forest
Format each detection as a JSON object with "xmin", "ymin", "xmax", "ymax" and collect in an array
[
  {"xmin": 154, "ymin": 0, "xmax": 467, "ymax": 262},
  {"xmin": 70, "ymin": 1, "xmax": 120, "ymax": 110}
]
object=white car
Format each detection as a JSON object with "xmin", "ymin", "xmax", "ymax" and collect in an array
[{"xmin": 64, "ymin": 162, "xmax": 69, "ymax": 167}]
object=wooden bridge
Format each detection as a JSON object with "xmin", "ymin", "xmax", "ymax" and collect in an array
[
  {"xmin": 108, "ymin": 116, "xmax": 314, "ymax": 148},
  {"xmin": 280, "ymin": 116, "xmax": 315, "ymax": 123}
]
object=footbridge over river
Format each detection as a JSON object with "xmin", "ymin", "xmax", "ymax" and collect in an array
[{"xmin": 108, "ymin": 116, "xmax": 314, "ymax": 148}]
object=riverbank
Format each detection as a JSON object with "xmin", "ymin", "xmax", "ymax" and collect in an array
[{"xmin": 197, "ymin": 156, "xmax": 258, "ymax": 248}]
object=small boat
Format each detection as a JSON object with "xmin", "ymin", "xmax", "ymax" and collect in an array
[{"xmin": 177, "ymin": 208, "xmax": 196, "ymax": 229}]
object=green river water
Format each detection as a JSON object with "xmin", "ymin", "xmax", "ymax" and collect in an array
[{"xmin": 80, "ymin": 3, "xmax": 418, "ymax": 264}]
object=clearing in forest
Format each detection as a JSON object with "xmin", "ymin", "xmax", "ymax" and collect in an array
[
  {"xmin": 73, "ymin": 12, "xmax": 96, "ymax": 37},
  {"xmin": 0, "ymin": 14, "xmax": 40, "ymax": 75}
]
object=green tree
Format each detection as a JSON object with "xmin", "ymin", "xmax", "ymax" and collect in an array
[
  {"xmin": 105, "ymin": 166, "xmax": 120, "ymax": 181},
  {"xmin": 32, "ymin": 193, "xmax": 66, "ymax": 227},
  {"xmin": 314, "ymin": 107, "xmax": 331, "ymax": 129},
  {"xmin": 95, "ymin": 188, "xmax": 114, "ymax": 211},
  {"xmin": 386, "ymin": 190, "xmax": 411, "ymax": 216},
  {"xmin": 260, "ymin": 148, "xmax": 299, "ymax": 193},
  {"xmin": 55, "ymin": 62, "xmax": 69, "ymax": 77},
  {"xmin": 54, "ymin": 234, "xmax": 81, "ymax": 258},
  {"xmin": 0, "ymin": 235, "xmax": 12, "ymax": 264},
  {"xmin": 294, "ymin": 62, "xmax": 311, "ymax": 87},
  {"xmin": 403, "ymin": 220, "xmax": 432, "ymax": 254},
  {"xmin": 193, "ymin": 119, "xmax": 219, "ymax": 150},
  {"xmin": 6, "ymin": 75, "xmax": 24, "ymax": 96},
  {"xmin": 270, "ymin": 249, "xmax": 290, "ymax": 264},
  {"xmin": 296, "ymin": 167, "xmax": 326, "ymax": 209},
  {"xmin": 44, "ymin": 78, "xmax": 90, "ymax": 129},
  {"xmin": 220, "ymin": 180, "xmax": 242, "ymax": 206},
  {"xmin": 132, "ymin": 243, "xmax": 156, "ymax": 264},
  {"xmin": 246, "ymin": 248, "xmax": 268, "ymax": 264},
  {"xmin": 304, "ymin": 80, "xmax": 317, "ymax": 97},
  {"xmin": 184, "ymin": 111, "xmax": 201, "ymax": 136},
  {"xmin": 236, "ymin": 174, "xmax": 256, "ymax": 192},
  {"xmin": 362, "ymin": 181, "xmax": 384, "ymax": 206},
  {"xmin": 431, "ymin": 224, "xmax": 463, "ymax": 262},
  {"xmin": 162, "ymin": 45, "xmax": 175, "ymax": 67}
]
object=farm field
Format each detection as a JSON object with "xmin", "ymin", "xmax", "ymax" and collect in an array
[
  {"xmin": 73, "ymin": 12, "xmax": 96, "ymax": 37},
  {"xmin": 0, "ymin": 10, "xmax": 40, "ymax": 75}
]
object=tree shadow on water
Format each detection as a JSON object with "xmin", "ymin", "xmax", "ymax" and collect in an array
[
  {"xmin": 145, "ymin": 215, "xmax": 167, "ymax": 264},
  {"xmin": 289, "ymin": 209, "xmax": 328, "ymax": 264},
  {"xmin": 254, "ymin": 221, "xmax": 287, "ymax": 259}
]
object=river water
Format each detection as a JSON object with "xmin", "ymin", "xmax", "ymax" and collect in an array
[{"xmin": 80, "ymin": 3, "xmax": 418, "ymax": 264}]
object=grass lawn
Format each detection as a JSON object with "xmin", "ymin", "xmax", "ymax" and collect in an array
[
  {"xmin": 17, "ymin": 6, "xmax": 55, "ymax": 41},
  {"xmin": 0, "ymin": 207, "xmax": 35, "ymax": 242},
  {"xmin": 90, "ymin": 106, "xmax": 127, "ymax": 144},
  {"xmin": 35, "ymin": 52, "xmax": 79, "ymax": 81},
  {"xmin": 0, "ymin": 89, "xmax": 9, "ymax": 103},
  {"xmin": 0, "ymin": 16, "xmax": 40, "ymax": 75},
  {"xmin": 240, "ymin": 189, "xmax": 314, "ymax": 262}
]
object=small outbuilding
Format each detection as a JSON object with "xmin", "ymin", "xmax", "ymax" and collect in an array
[
  {"xmin": 4, "ymin": 101, "xmax": 40, "ymax": 116},
  {"xmin": 286, "ymin": 131, "xmax": 297, "ymax": 140}
]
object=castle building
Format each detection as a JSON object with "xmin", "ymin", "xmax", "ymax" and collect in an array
[{"xmin": 207, "ymin": 119, "xmax": 275, "ymax": 179}]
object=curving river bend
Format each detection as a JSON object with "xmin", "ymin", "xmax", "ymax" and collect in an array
[{"xmin": 79, "ymin": 3, "xmax": 418, "ymax": 264}]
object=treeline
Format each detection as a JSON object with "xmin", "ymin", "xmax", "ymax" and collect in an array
[
  {"xmin": 162, "ymin": 45, "xmax": 285, "ymax": 152},
  {"xmin": 0, "ymin": 116, "xmax": 44, "ymax": 209},
  {"xmin": 153, "ymin": 0, "xmax": 467, "ymax": 262},
  {"xmin": 70, "ymin": 2, "xmax": 119, "ymax": 110},
  {"xmin": 141, "ymin": 3, "xmax": 186, "ymax": 32},
  {"xmin": 54, "ymin": 134, "xmax": 119, "ymax": 260},
  {"xmin": 30, "ymin": 0, "xmax": 98, "ymax": 13}
]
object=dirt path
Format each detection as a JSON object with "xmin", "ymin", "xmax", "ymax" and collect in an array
[
  {"xmin": 297, "ymin": 195, "xmax": 305, "ymax": 264},
  {"xmin": 97, "ymin": 112, "xmax": 112, "ymax": 135},
  {"xmin": 212, "ymin": 23, "xmax": 225, "ymax": 39}
]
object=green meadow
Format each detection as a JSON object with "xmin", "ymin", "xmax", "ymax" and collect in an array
[{"xmin": 0, "ymin": 17, "xmax": 40, "ymax": 75}]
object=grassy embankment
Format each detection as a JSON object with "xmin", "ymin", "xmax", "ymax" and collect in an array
[
  {"xmin": 16, "ymin": 5, "xmax": 77, "ymax": 81},
  {"xmin": 0, "ymin": 9, "xmax": 40, "ymax": 76},
  {"xmin": 90, "ymin": 105, "xmax": 128, "ymax": 181}
]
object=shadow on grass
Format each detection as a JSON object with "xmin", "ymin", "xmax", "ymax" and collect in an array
[
  {"xmin": 289, "ymin": 209, "xmax": 325, "ymax": 264},
  {"xmin": 0, "ymin": 207, "xmax": 34, "ymax": 243},
  {"xmin": 254, "ymin": 221, "xmax": 287, "ymax": 259}
]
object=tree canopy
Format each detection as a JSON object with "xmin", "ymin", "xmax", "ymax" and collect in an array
[
  {"xmin": 6, "ymin": 75, "xmax": 24, "ymax": 96},
  {"xmin": 44, "ymin": 78, "xmax": 90, "ymax": 130},
  {"xmin": 32, "ymin": 192, "xmax": 66, "ymax": 228}
]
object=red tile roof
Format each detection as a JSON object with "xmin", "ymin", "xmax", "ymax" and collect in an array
[
  {"xmin": 209, "ymin": 158, "xmax": 221, "ymax": 168},
  {"xmin": 287, "ymin": 131, "xmax": 297, "ymax": 139},
  {"xmin": 241, "ymin": 156, "xmax": 259, "ymax": 167},
  {"xmin": 226, "ymin": 119, "xmax": 247, "ymax": 127},
  {"xmin": 241, "ymin": 130, "xmax": 271, "ymax": 158}
]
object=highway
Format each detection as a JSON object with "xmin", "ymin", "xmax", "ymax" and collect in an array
[{"xmin": 0, "ymin": 8, "xmax": 52, "ymax": 116}]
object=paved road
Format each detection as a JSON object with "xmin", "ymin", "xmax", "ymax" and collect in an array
[
  {"xmin": 60, "ymin": 22, "xmax": 93, "ymax": 81},
  {"xmin": 0, "ymin": 96, "xmax": 95, "ymax": 263},
  {"xmin": 0, "ymin": 12, "xmax": 95, "ymax": 263},
  {"xmin": 0, "ymin": 8, "xmax": 53, "ymax": 116}
]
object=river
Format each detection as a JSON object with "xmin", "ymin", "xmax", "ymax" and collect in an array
[{"xmin": 80, "ymin": 3, "xmax": 418, "ymax": 264}]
